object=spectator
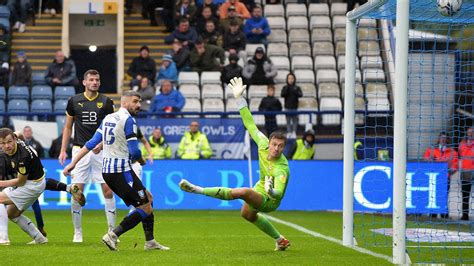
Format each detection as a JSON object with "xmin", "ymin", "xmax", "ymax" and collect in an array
[
  {"xmin": 289, "ymin": 130, "xmax": 316, "ymax": 160},
  {"xmin": 156, "ymin": 54, "xmax": 178, "ymax": 85},
  {"xmin": 219, "ymin": 0, "xmax": 250, "ymax": 19},
  {"xmin": 127, "ymin": 45, "xmax": 157, "ymax": 89},
  {"xmin": 190, "ymin": 38, "xmax": 225, "ymax": 72},
  {"xmin": 258, "ymin": 85, "xmax": 282, "ymax": 136},
  {"xmin": 175, "ymin": 0, "xmax": 197, "ymax": 23},
  {"xmin": 172, "ymin": 40, "xmax": 191, "ymax": 72},
  {"xmin": 177, "ymin": 120, "xmax": 213, "ymax": 159},
  {"xmin": 22, "ymin": 126, "xmax": 45, "ymax": 158},
  {"xmin": 149, "ymin": 80, "xmax": 186, "ymax": 113},
  {"xmin": 281, "ymin": 73, "xmax": 302, "ymax": 138},
  {"xmin": 241, "ymin": 0, "xmax": 256, "ymax": 11},
  {"xmin": 164, "ymin": 18, "xmax": 199, "ymax": 49},
  {"xmin": 221, "ymin": 53, "xmax": 242, "ymax": 85},
  {"xmin": 10, "ymin": 51, "xmax": 32, "ymax": 87},
  {"xmin": 141, "ymin": 128, "xmax": 172, "ymax": 159},
  {"xmin": 200, "ymin": 20, "xmax": 223, "ymax": 47},
  {"xmin": 223, "ymin": 19, "xmax": 246, "ymax": 57},
  {"xmin": 0, "ymin": 25, "xmax": 11, "ymax": 62},
  {"xmin": 354, "ymin": 140, "xmax": 364, "ymax": 160},
  {"xmin": 135, "ymin": 77, "xmax": 155, "ymax": 112},
  {"xmin": 194, "ymin": 6, "xmax": 220, "ymax": 34},
  {"xmin": 49, "ymin": 133, "xmax": 73, "ymax": 159},
  {"xmin": 140, "ymin": 0, "xmax": 160, "ymax": 25},
  {"xmin": 243, "ymin": 5, "xmax": 270, "ymax": 44},
  {"xmin": 242, "ymin": 47, "xmax": 277, "ymax": 85},
  {"xmin": 44, "ymin": 50, "xmax": 79, "ymax": 88},
  {"xmin": 458, "ymin": 127, "xmax": 474, "ymax": 221},
  {"xmin": 43, "ymin": 0, "xmax": 61, "ymax": 16},
  {"xmin": 8, "ymin": 0, "xmax": 29, "ymax": 33},
  {"xmin": 220, "ymin": 6, "xmax": 244, "ymax": 33},
  {"xmin": 196, "ymin": 0, "xmax": 219, "ymax": 19},
  {"xmin": 162, "ymin": 0, "xmax": 176, "ymax": 32},
  {"xmin": 267, "ymin": 0, "xmax": 281, "ymax": 3},
  {"xmin": 0, "ymin": 60, "xmax": 8, "ymax": 87}
]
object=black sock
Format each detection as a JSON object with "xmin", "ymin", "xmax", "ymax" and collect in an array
[
  {"xmin": 142, "ymin": 213, "xmax": 154, "ymax": 241},
  {"xmin": 113, "ymin": 211, "xmax": 143, "ymax": 237},
  {"xmin": 45, "ymin": 178, "xmax": 67, "ymax": 192}
]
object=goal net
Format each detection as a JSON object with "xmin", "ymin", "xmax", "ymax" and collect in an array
[{"xmin": 343, "ymin": 0, "xmax": 474, "ymax": 263}]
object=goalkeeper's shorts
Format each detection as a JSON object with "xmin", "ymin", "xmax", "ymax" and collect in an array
[{"xmin": 252, "ymin": 187, "xmax": 280, "ymax": 213}]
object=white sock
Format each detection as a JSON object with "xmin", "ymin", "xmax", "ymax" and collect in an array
[
  {"xmin": 104, "ymin": 197, "xmax": 116, "ymax": 231},
  {"xmin": 0, "ymin": 204, "xmax": 9, "ymax": 242},
  {"xmin": 71, "ymin": 199, "xmax": 82, "ymax": 233},
  {"xmin": 193, "ymin": 185, "xmax": 204, "ymax": 194},
  {"xmin": 11, "ymin": 215, "xmax": 42, "ymax": 240},
  {"xmin": 66, "ymin": 184, "xmax": 71, "ymax": 193}
]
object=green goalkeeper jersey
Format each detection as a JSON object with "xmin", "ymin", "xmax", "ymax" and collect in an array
[{"xmin": 240, "ymin": 107, "xmax": 290, "ymax": 202}]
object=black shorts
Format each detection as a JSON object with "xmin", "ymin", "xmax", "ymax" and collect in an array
[{"xmin": 103, "ymin": 171, "xmax": 149, "ymax": 207}]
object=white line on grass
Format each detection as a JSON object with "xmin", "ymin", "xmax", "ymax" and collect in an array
[{"xmin": 266, "ymin": 215, "xmax": 393, "ymax": 264}]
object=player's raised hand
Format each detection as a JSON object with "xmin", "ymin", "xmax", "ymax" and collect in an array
[
  {"xmin": 228, "ymin": 77, "xmax": 247, "ymax": 98},
  {"xmin": 264, "ymin": 175, "xmax": 274, "ymax": 194}
]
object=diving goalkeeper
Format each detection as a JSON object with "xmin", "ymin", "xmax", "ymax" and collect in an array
[{"xmin": 179, "ymin": 77, "xmax": 291, "ymax": 251}]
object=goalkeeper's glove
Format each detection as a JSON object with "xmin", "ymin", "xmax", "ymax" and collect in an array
[
  {"xmin": 264, "ymin": 175, "xmax": 275, "ymax": 198},
  {"xmin": 227, "ymin": 77, "xmax": 247, "ymax": 98}
]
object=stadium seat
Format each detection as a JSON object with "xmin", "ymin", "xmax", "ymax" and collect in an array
[
  {"xmin": 264, "ymin": 4, "xmax": 284, "ymax": 17},
  {"xmin": 314, "ymin": 55, "xmax": 337, "ymax": 71},
  {"xmin": 200, "ymin": 71, "xmax": 221, "ymax": 85},
  {"xmin": 8, "ymin": 86, "xmax": 29, "ymax": 100},
  {"xmin": 319, "ymin": 97, "xmax": 342, "ymax": 126},
  {"xmin": 182, "ymin": 98, "xmax": 202, "ymax": 117},
  {"xmin": 290, "ymin": 42, "xmax": 311, "ymax": 57},
  {"xmin": 358, "ymin": 41, "xmax": 381, "ymax": 56},
  {"xmin": 291, "ymin": 56, "xmax": 313, "ymax": 71},
  {"xmin": 286, "ymin": 4, "xmax": 307, "ymax": 17},
  {"xmin": 355, "ymin": 96, "xmax": 366, "ymax": 125},
  {"xmin": 178, "ymin": 72, "xmax": 199, "ymax": 85},
  {"xmin": 366, "ymin": 83, "xmax": 388, "ymax": 98},
  {"xmin": 359, "ymin": 18, "xmax": 377, "ymax": 28},
  {"xmin": 312, "ymin": 42, "xmax": 334, "ymax": 57},
  {"xmin": 0, "ymin": 86, "xmax": 5, "ymax": 100},
  {"xmin": 54, "ymin": 99, "xmax": 68, "ymax": 112},
  {"xmin": 332, "ymin": 16, "xmax": 346, "ymax": 29},
  {"xmin": 335, "ymin": 41, "xmax": 346, "ymax": 56},
  {"xmin": 276, "ymin": 97, "xmax": 286, "ymax": 126},
  {"xmin": 271, "ymin": 56, "xmax": 291, "ymax": 71},
  {"xmin": 289, "ymin": 29, "xmax": 310, "ymax": 43},
  {"xmin": 294, "ymin": 69, "xmax": 315, "ymax": 84},
  {"xmin": 179, "ymin": 84, "xmax": 200, "ymax": 99},
  {"xmin": 318, "ymin": 83, "xmax": 340, "ymax": 99},
  {"xmin": 0, "ymin": 99, "xmax": 4, "ymax": 125},
  {"xmin": 203, "ymin": 98, "xmax": 224, "ymax": 117},
  {"xmin": 267, "ymin": 17, "xmax": 286, "ymax": 30},
  {"xmin": 201, "ymin": 84, "xmax": 223, "ymax": 99},
  {"xmin": 267, "ymin": 43, "xmax": 288, "ymax": 57},
  {"xmin": 333, "ymin": 28, "xmax": 346, "ymax": 42},
  {"xmin": 248, "ymin": 98, "xmax": 265, "ymax": 126},
  {"xmin": 268, "ymin": 29, "xmax": 287, "ymax": 43},
  {"xmin": 0, "ymin": 6, "xmax": 10, "ymax": 18},
  {"xmin": 362, "ymin": 68, "xmax": 386, "ymax": 83},
  {"xmin": 54, "ymin": 86, "xmax": 75, "ymax": 100},
  {"xmin": 225, "ymin": 98, "xmax": 241, "ymax": 118},
  {"xmin": 248, "ymin": 85, "xmax": 268, "ymax": 99},
  {"xmin": 31, "ymin": 99, "xmax": 53, "ymax": 121},
  {"xmin": 316, "ymin": 69, "xmax": 338, "ymax": 84},
  {"xmin": 246, "ymin": 43, "xmax": 265, "ymax": 57},
  {"xmin": 275, "ymin": 70, "xmax": 290, "ymax": 84},
  {"xmin": 337, "ymin": 55, "xmax": 359, "ymax": 70},
  {"xmin": 360, "ymin": 56, "xmax": 383, "ymax": 69},
  {"xmin": 299, "ymin": 83, "xmax": 317, "ymax": 98},
  {"xmin": 224, "ymin": 85, "xmax": 235, "ymax": 100},
  {"xmin": 311, "ymin": 28, "xmax": 333, "ymax": 43},
  {"xmin": 310, "ymin": 16, "xmax": 331, "ymax": 30},
  {"xmin": 330, "ymin": 3, "xmax": 347, "ymax": 17},
  {"xmin": 339, "ymin": 68, "xmax": 362, "ymax": 84},
  {"xmin": 298, "ymin": 97, "xmax": 318, "ymax": 126},
  {"xmin": 32, "ymin": 72, "xmax": 47, "ymax": 85},
  {"xmin": 8, "ymin": 99, "xmax": 29, "ymax": 122},
  {"xmin": 341, "ymin": 83, "xmax": 364, "ymax": 99},
  {"xmin": 358, "ymin": 28, "xmax": 378, "ymax": 41},
  {"xmin": 308, "ymin": 3, "xmax": 330, "ymax": 17},
  {"xmin": 287, "ymin": 16, "xmax": 308, "ymax": 31},
  {"xmin": 274, "ymin": 83, "xmax": 284, "ymax": 97},
  {"xmin": 31, "ymin": 85, "xmax": 53, "ymax": 100},
  {"xmin": 366, "ymin": 96, "xmax": 390, "ymax": 117}
]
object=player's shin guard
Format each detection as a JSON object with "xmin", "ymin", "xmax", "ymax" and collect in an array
[
  {"xmin": 45, "ymin": 178, "xmax": 67, "ymax": 191},
  {"xmin": 203, "ymin": 187, "xmax": 234, "ymax": 200},
  {"xmin": 252, "ymin": 214, "xmax": 281, "ymax": 239},
  {"xmin": 113, "ymin": 208, "xmax": 147, "ymax": 237},
  {"xmin": 104, "ymin": 196, "xmax": 116, "ymax": 231},
  {"xmin": 0, "ymin": 204, "xmax": 9, "ymax": 243},
  {"xmin": 71, "ymin": 199, "xmax": 82, "ymax": 232},
  {"xmin": 11, "ymin": 215, "xmax": 43, "ymax": 240},
  {"xmin": 31, "ymin": 200, "xmax": 44, "ymax": 230},
  {"xmin": 142, "ymin": 213, "xmax": 154, "ymax": 241}
]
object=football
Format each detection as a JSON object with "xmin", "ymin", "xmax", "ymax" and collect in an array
[{"xmin": 437, "ymin": 0, "xmax": 462, "ymax": 16}]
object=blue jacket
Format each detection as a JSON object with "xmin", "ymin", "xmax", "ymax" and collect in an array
[
  {"xmin": 150, "ymin": 89, "xmax": 186, "ymax": 113},
  {"xmin": 243, "ymin": 17, "xmax": 271, "ymax": 39},
  {"xmin": 157, "ymin": 61, "xmax": 178, "ymax": 84},
  {"xmin": 164, "ymin": 27, "xmax": 199, "ymax": 46}
]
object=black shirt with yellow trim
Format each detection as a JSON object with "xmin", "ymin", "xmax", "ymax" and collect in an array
[
  {"xmin": 66, "ymin": 92, "xmax": 115, "ymax": 147},
  {"xmin": 6, "ymin": 140, "xmax": 44, "ymax": 181}
]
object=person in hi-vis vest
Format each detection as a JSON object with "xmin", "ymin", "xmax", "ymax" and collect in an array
[
  {"xmin": 177, "ymin": 121, "xmax": 213, "ymax": 159},
  {"xmin": 141, "ymin": 128, "xmax": 172, "ymax": 159},
  {"xmin": 289, "ymin": 130, "xmax": 315, "ymax": 160}
]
